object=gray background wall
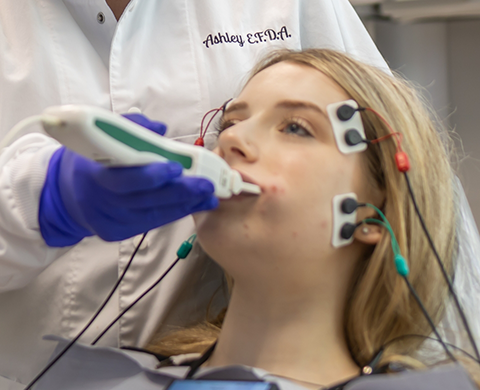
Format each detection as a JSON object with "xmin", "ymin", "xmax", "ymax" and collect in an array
[{"xmin": 361, "ymin": 18, "xmax": 480, "ymax": 227}]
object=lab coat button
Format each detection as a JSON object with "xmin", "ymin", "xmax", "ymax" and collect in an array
[
  {"xmin": 97, "ymin": 12, "xmax": 105, "ymax": 24},
  {"xmin": 133, "ymin": 235, "xmax": 149, "ymax": 250}
]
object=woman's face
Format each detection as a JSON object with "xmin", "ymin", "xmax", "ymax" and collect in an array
[{"xmin": 195, "ymin": 61, "xmax": 377, "ymax": 288}]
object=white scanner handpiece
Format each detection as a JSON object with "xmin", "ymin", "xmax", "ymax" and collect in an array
[{"xmin": 41, "ymin": 105, "xmax": 261, "ymax": 199}]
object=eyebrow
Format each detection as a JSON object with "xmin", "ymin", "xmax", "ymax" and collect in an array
[
  {"xmin": 223, "ymin": 100, "xmax": 327, "ymax": 118},
  {"xmin": 223, "ymin": 101, "xmax": 248, "ymax": 115},
  {"xmin": 276, "ymin": 100, "xmax": 327, "ymax": 118}
]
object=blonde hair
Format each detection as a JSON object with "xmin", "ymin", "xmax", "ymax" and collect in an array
[{"xmin": 148, "ymin": 49, "xmax": 459, "ymax": 370}]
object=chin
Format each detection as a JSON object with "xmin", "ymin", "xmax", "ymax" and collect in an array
[
  {"xmin": 195, "ymin": 209, "xmax": 242, "ymax": 245},
  {"xmin": 193, "ymin": 193, "xmax": 301, "ymax": 267},
  {"xmin": 194, "ymin": 209, "xmax": 261, "ymax": 263},
  {"xmin": 194, "ymin": 196, "xmax": 260, "ymax": 234}
]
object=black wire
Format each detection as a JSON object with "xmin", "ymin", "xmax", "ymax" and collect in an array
[
  {"xmin": 379, "ymin": 334, "xmax": 480, "ymax": 365},
  {"xmin": 403, "ymin": 276, "xmax": 457, "ymax": 363},
  {"xmin": 404, "ymin": 172, "xmax": 480, "ymax": 361},
  {"xmin": 24, "ymin": 232, "xmax": 148, "ymax": 390},
  {"xmin": 91, "ymin": 257, "xmax": 181, "ymax": 345},
  {"xmin": 186, "ymin": 341, "xmax": 218, "ymax": 379}
]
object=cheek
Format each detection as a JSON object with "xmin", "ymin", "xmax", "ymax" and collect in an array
[
  {"xmin": 195, "ymin": 149, "xmax": 363, "ymax": 263},
  {"xmin": 255, "ymin": 164, "xmax": 333, "ymax": 239},
  {"xmin": 264, "ymin": 151, "xmax": 360, "ymax": 239},
  {"xmin": 265, "ymin": 183, "xmax": 286, "ymax": 196}
]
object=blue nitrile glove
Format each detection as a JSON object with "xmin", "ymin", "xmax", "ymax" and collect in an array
[
  {"xmin": 39, "ymin": 114, "xmax": 218, "ymax": 247},
  {"xmin": 121, "ymin": 113, "xmax": 168, "ymax": 136}
]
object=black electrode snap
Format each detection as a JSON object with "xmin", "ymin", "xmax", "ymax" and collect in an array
[
  {"xmin": 340, "ymin": 223, "xmax": 357, "ymax": 240},
  {"xmin": 341, "ymin": 198, "xmax": 358, "ymax": 214},
  {"xmin": 344, "ymin": 129, "xmax": 363, "ymax": 146},
  {"xmin": 337, "ymin": 105, "xmax": 356, "ymax": 121}
]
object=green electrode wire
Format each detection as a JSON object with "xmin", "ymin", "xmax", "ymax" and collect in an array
[
  {"xmin": 90, "ymin": 234, "xmax": 197, "ymax": 347},
  {"xmin": 26, "ymin": 233, "xmax": 200, "ymax": 389},
  {"xmin": 362, "ymin": 204, "xmax": 456, "ymax": 362},
  {"xmin": 363, "ymin": 203, "xmax": 409, "ymax": 277}
]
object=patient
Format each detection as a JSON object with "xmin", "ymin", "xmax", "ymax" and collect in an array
[
  {"xmin": 38, "ymin": 49, "xmax": 480, "ymax": 389},
  {"xmin": 151, "ymin": 49, "xmax": 478, "ymax": 387}
]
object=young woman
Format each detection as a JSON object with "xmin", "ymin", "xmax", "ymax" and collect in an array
[{"xmin": 37, "ymin": 49, "xmax": 480, "ymax": 389}]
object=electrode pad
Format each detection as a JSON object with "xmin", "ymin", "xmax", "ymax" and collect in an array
[
  {"xmin": 327, "ymin": 100, "xmax": 367, "ymax": 155},
  {"xmin": 332, "ymin": 193, "xmax": 358, "ymax": 248}
]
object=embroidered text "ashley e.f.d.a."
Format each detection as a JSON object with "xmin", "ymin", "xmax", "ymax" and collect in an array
[{"xmin": 202, "ymin": 26, "xmax": 292, "ymax": 49}]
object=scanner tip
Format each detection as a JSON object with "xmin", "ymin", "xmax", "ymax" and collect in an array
[{"xmin": 241, "ymin": 182, "xmax": 261, "ymax": 195}]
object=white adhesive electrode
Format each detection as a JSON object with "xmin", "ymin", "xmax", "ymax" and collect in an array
[
  {"xmin": 327, "ymin": 100, "xmax": 367, "ymax": 155},
  {"xmin": 332, "ymin": 193, "xmax": 358, "ymax": 248},
  {"xmin": 40, "ymin": 105, "xmax": 261, "ymax": 199}
]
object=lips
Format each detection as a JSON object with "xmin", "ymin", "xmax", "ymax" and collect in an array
[
  {"xmin": 226, "ymin": 169, "xmax": 263, "ymax": 199},
  {"xmin": 237, "ymin": 171, "xmax": 263, "ymax": 194},
  {"xmin": 236, "ymin": 170, "xmax": 259, "ymax": 186}
]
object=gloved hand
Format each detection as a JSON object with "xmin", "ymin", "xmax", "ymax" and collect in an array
[{"xmin": 39, "ymin": 114, "xmax": 218, "ymax": 247}]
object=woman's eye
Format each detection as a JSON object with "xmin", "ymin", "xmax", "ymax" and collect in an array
[
  {"xmin": 282, "ymin": 122, "xmax": 313, "ymax": 137},
  {"xmin": 216, "ymin": 118, "xmax": 239, "ymax": 135}
]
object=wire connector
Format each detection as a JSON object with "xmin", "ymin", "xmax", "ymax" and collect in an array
[
  {"xmin": 395, "ymin": 152, "xmax": 410, "ymax": 172},
  {"xmin": 176, "ymin": 234, "xmax": 197, "ymax": 259},
  {"xmin": 395, "ymin": 254, "xmax": 409, "ymax": 277},
  {"xmin": 194, "ymin": 138, "xmax": 204, "ymax": 146}
]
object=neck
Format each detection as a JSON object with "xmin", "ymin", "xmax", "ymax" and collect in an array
[
  {"xmin": 106, "ymin": 0, "xmax": 131, "ymax": 20},
  {"xmin": 207, "ymin": 279, "xmax": 360, "ymax": 387}
]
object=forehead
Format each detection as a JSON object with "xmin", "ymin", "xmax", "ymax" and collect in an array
[{"xmin": 238, "ymin": 61, "xmax": 350, "ymax": 109}]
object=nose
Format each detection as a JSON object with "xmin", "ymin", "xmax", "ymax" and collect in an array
[{"xmin": 217, "ymin": 124, "xmax": 259, "ymax": 163}]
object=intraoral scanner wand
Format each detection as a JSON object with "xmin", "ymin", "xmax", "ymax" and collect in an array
[{"xmin": 41, "ymin": 105, "xmax": 261, "ymax": 199}]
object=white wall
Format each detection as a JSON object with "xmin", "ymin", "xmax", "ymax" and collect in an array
[
  {"xmin": 375, "ymin": 21, "xmax": 450, "ymax": 122},
  {"xmin": 370, "ymin": 18, "xmax": 480, "ymax": 226},
  {"xmin": 447, "ymin": 20, "xmax": 480, "ymax": 226}
]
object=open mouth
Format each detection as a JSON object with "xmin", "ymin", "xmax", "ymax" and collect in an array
[
  {"xmin": 237, "ymin": 171, "xmax": 263, "ymax": 195},
  {"xmin": 223, "ymin": 170, "xmax": 262, "ymax": 201},
  {"xmin": 238, "ymin": 171, "xmax": 258, "ymax": 185}
]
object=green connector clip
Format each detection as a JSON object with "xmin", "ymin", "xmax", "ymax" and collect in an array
[
  {"xmin": 176, "ymin": 234, "xmax": 197, "ymax": 259},
  {"xmin": 395, "ymin": 254, "xmax": 409, "ymax": 277}
]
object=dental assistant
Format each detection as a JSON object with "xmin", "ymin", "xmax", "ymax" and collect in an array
[{"xmin": 0, "ymin": 0, "xmax": 388, "ymax": 387}]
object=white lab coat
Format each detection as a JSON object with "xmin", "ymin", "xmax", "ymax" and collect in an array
[{"xmin": 0, "ymin": 0, "xmax": 388, "ymax": 386}]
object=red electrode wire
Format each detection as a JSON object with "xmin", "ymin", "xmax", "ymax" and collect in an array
[
  {"xmin": 196, "ymin": 99, "xmax": 233, "ymax": 147},
  {"xmin": 195, "ymin": 107, "xmax": 224, "ymax": 146},
  {"xmin": 369, "ymin": 132, "xmax": 403, "ymax": 145},
  {"xmin": 364, "ymin": 107, "xmax": 410, "ymax": 172},
  {"xmin": 365, "ymin": 107, "xmax": 403, "ymax": 151}
]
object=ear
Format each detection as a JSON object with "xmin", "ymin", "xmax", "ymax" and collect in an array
[{"xmin": 353, "ymin": 223, "xmax": 383, "ymax": 245}]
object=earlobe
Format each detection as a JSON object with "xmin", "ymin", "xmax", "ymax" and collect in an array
[{"xmin": 354, "ymin": 223, "xmax": 383, "ymax": 245}]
